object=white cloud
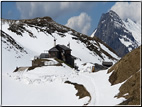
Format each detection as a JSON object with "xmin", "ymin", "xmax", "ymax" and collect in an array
[
  {"xmin": 16, "ymin": 2, "xmax": 93, "ymax": 19},
  {"xmin": 16, "ymin": 2, "xmax": 60, "ymax": 19},
  {"xmin": 111, "ymin": 2, "xmax": 141, "ymax": 24},
  {"xmin": 65, "ymin": 12, "xmax": 91, "ymax": 35}
]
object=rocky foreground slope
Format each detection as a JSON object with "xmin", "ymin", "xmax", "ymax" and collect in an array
[{"xmin": 108, "ymin": 46, "xmax": 141, "ymax": 105}]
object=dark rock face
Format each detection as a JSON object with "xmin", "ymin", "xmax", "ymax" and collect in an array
[
  {"xmin": 1, "ymin": 30, "xmax": 27, "ymax": 54},
  {"xmin": 94, "ymin": 10, "xmax": 138, "ymax": 57}
]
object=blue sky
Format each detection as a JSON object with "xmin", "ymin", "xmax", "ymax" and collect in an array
[{"xmin": 1, "ymin": 2, "xmax": 141, "ymax": 36}]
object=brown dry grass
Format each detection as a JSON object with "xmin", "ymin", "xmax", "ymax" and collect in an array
[
  {"xmin": 107, "ymin": 46, "xmax": 141, "ymax": 105},
  {"xmin": 108, "ymin": 46, "xmax": 140, "ymax": 85},
  {"xmin": 118, "ymin": 71, "xmax": 140, "ymax": 105},
  {"xmin": 65, "ymin": 81, "xmax": 91, "ymax": 105}
]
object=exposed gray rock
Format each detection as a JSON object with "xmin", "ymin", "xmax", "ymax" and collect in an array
[{"xmin": 94, "ymin": 10, "xmax": 138, "ymax": 57}]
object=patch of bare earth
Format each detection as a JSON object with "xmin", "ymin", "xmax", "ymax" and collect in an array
[
  {"xmin": 108, "ymin": 46, "xmax": 141, "ymax": 105},
  {"xmin": 65, "ymin": 81, "xmax": 91, "ymax": 105}
]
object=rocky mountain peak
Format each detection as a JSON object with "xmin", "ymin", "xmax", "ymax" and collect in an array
[
  {"xmin": 100, "ymin": 10, "xmax": 125, "ymax": 28},
  {"xmin": 108, "ymin": 10, "xmax": 121, "ymax": 20},
  {"xmin": 93, "ymin": 10, "xmax": 138, "ymax": 57}
]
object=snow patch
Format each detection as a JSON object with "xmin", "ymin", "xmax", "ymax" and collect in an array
[
  {"xmin": 90, "ymin": 29, "xmax": 97, "ymax": 38},
  {"xmin": 119, "ymin": 38, "xmax": 132, "ymax": 47},
  {"xmin": 123, "ymin": 93, "xmax": 129, "ymax": 96}
]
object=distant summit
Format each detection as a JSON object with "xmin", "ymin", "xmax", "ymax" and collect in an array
[{"xmin": 91, "ymin": 10, "xmax": 139, "ymax": 57}]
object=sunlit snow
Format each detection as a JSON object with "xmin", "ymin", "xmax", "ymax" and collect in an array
[{"xmin": 1, "ymin": 19, "xmax": 125, "ymax": 106}]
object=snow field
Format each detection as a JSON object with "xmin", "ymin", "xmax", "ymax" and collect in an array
[
  {"xmin": 1, "ymin": 20, "xmax": 125, "ymax": 106},
  {"xmin": 2, "ymin": 64, "xmax": 126, "ymax": 106}
]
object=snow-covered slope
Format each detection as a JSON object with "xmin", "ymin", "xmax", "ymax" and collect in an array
[
  {"xmin": 1, "ymin": 17, "xmax": 123, "ymax": 106},
  {"xmin": 3, "ymin": 64, "xmax": 126, "ymax": 106},
  {"xmin": 90, "ymin": 29, "xmax": 97, "ymax": 38},
  {"xmin": 1, "ymin": 17, "xmax": 119, "ymax": 72},
  {"xmin": 123, "ymin": 18, "xmax": 141, "ymax": 46}
]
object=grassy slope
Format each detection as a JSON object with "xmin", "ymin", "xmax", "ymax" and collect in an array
[{"xmin": 108, "ymin": 46, "xmax": 141, "ymax": 105}]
